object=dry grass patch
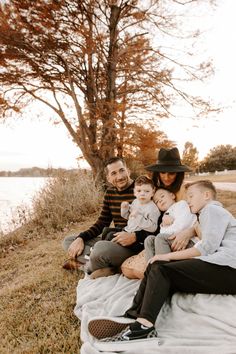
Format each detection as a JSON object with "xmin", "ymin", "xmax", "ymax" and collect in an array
[
  {"xmin": 188, "ymin": 173, "xmax": 236, "ymax": 183},
  {"xmin": 217, "ymin": 190, "xmax": 236, "ymax": 217},
  {"xmin": 30, "ymin": 171, "xmax": 102, "ymax": 232},
  {"xmin": 0, "ymin": 218, "xmax": 96, "ymax": 354},
  {"xmin": 0, "ymin": 170, "xmax": 102, "ymax": 252}
]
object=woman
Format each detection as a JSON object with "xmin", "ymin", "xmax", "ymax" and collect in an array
[
  {"xmin": 149, "ymin": 146, "xmax": 188, "ymax": 199},
  {"xmin": 145, "ymin": 147, "xmax": 193, "ymax": 251},
  {"xmin": 120, "ymin": 147, "xmax": 195, "ymax": 280}
]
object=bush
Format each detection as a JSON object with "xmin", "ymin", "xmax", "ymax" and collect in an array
[
  {"xmin": 29, "ymin": 170, "xmax": 102, "ymax": 232},
  {"xmin": 1, "ymin": 170, "xmax": 102, "ymax": 249},
  {"xmin": 2, "ymin": 170, "xmax": 102, "ymax": 239}
]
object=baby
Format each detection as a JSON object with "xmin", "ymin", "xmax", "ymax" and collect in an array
[
  {"xmin": 121, "ymin": 175, "xmax": 160, "ymax": 234},
  {"xmin": 103, "ymin": 175, "xmax": 160, "ymax": 241},
  {"xmin": 145, "ymin": 187, "xmax": 199, "ymax": 261}
]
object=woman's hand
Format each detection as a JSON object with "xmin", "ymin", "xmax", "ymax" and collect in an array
[
  {"xmin": 68, "ymin": 237, "xmax": 85, "ymax": 259},
  {"xmin": 112, "ymin": 231, "xmax": 136, "ymax": 246},
  {"xmin": 149, "ymin": 253, "xmax": 171, "ymax": 263},
  {"xmin": 168, "ymin": 227, "xmax": 195, "ymax": 251}
]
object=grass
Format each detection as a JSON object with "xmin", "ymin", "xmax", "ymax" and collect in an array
[
  {"xmin": 188, "ymin": 172, "xmax": 236, "ymax": 183},
  {"xmin": 10, "ymin": 170, "xmax": 102, "ymax": 234},
  {"xmin": 0, "ymin": 217, "xmax": 97, "ymax": 354},
  {"xmin": 0, "ymin": 171, "xmax": 101, "ymax": 354},
  {"xmin": 0, "ymin": 170, "xmax": 102, "ymax": 251},
  {"xmin": 0, "ymin": 173, "xmax": 235, "ymax": 353}
]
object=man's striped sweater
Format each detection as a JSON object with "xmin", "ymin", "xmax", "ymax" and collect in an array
[{"xmin": 78, "ymin": 181, "xmax": 135, "ymax": 242}]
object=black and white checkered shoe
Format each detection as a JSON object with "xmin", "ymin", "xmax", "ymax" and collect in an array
[
  {"xmin": 88, "ymin": 316, "xmax": 135, "ymax": 340},
  {"xmin": 93, "ymin": 321, "xmax": 160, "ymax": 352}
]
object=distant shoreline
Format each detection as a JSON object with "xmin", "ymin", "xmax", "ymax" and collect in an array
[
  {"xmin": 0, "ymin": 167, "xmax": 86, "ymax": 178},
  {"xmin": 0, "ymin": 175, "xmax": 50, "ymax": 178}
]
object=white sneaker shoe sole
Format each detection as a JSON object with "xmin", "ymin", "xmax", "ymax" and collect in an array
[
  {"xmin": 94, "ymin": 337, "xmax": 160, "ymax": 352},
  {"xmin": 88, "ymin": 316, "xmax": 135, "ymax": 339}
]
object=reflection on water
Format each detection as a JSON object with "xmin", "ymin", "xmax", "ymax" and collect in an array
[{"xmin": 0, "ymin": 177, "xmax": 48, "ymax": 234}]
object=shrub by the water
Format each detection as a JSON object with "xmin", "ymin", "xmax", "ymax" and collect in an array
[
  {"xmin": 1, "ymin": 170, "xmax": 102, "ymax": 249},
  {"xmin": 29, "ymin": 170, "xmax": 102, "ymax": 231}
]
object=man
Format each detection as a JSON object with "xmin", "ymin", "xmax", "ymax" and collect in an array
[{"xmin": 62, "ymin": 157, "xmax": 137, "ymax": 271}]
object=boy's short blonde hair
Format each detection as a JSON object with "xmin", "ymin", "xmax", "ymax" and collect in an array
[{"xmin": 185, "ymin": 180, "xmax": 217, "ymax": 199}]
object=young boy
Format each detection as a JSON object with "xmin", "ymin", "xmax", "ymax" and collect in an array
[
  {"xmin": 144, "ymin": 187, "xmax": 198, "ymax": 261},
  {"xmin": 90, "ymin": 176, "xmax": 160, "ymax": 279},
  {"xmin": 121, "ymin": 175, "xmax": 160, "ymax": 233},
  {"xmin": 149, "ymin": 179, "xmax": 236, "ymax": 264},
  {"xmin": 104, "ymin": 175, "xmax": 160, "ymax": 240},
  {"xmin": 88, "ymin": 180, "xmax": 236, "ymax": 350}
]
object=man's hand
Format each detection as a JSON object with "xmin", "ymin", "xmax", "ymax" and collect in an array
[
  {"xmin": 149, "ymin": 253, "xmax": 171, "ymax": 263},
  {"xmin": 68, "ymin": 237, "xmax": 85, "ymax": 259},
  {"xmin": 112, "ymin": 231, "xmax": 136, "ymax": 246},
  {"xmin": 168, "ymin": 227, "xmax": 194, "ymax": 251}
]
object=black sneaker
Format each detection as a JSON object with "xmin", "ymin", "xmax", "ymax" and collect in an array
[
  {"xmin": 88, "ymin": 316, "xmax": 135, "ymax": 339},
  {"xmin": 94, "ymin": 321, "xmax": 160, "ymax": 352}
]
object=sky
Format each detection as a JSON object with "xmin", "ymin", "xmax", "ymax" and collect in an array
[
  {"xmin": 0, "ymin": 0, "xmax": 235, "ymax": 171},
  {"xmin": 0, "ymin": 118, "xmax": 80, "ymax": 171},
  {"xmin": 159, "ymin": 0, "xmax": 236, "ymax": 160}
]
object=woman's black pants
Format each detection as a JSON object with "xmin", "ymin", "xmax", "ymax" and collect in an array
[{"xmin": 125, "ymin": 259, "xmax": 236, "ymax": 324}]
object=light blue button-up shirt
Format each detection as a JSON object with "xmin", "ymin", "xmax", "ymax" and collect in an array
[{"xmin": 194, "ymin": 201, "xmax": 236, "ymax": 269}]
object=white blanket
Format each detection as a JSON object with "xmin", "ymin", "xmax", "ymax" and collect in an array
[{"xmin": 74, "ymin": 274, "xmax": 236, "ymax": 354}]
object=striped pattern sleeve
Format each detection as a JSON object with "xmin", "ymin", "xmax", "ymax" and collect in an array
[
  {"xmin": 106, "ymin": 189, "xmax": 135, "ymax": 228},
  {"xmin": 78, "ymin": 182, "xmax": 135, "ymax": 242}
]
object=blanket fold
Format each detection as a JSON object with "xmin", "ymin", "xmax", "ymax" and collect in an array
[{"xmin": 74, "ymin": 274, "xmax": 236, "ymax": 354}]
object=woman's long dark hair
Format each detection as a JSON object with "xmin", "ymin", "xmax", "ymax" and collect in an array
[{"xmin": 152, "ymin": 171, "xmax": 185, "ymax": 194}]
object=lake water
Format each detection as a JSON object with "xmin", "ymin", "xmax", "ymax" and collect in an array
[{"xmin": 0, "ymin": 177, "xmax": 48, "ymax": 234}]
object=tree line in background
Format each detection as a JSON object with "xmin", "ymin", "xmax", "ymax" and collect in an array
[
  {"xmin": 182, "ymin": 143, "xmax": 236, "ymax": 173},
  {"xmin": 0, "ymin": 0, "xmax": 217, "ymax": 183}
]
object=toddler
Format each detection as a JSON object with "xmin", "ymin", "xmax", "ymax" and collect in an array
[{"xmin": 145, "ymin": 187, "xmax": 198, "ymax": 261}]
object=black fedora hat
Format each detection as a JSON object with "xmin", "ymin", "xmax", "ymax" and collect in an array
[{"xmin": 145, "ymin": 147, "xmax": 192, "ymax": 172}]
